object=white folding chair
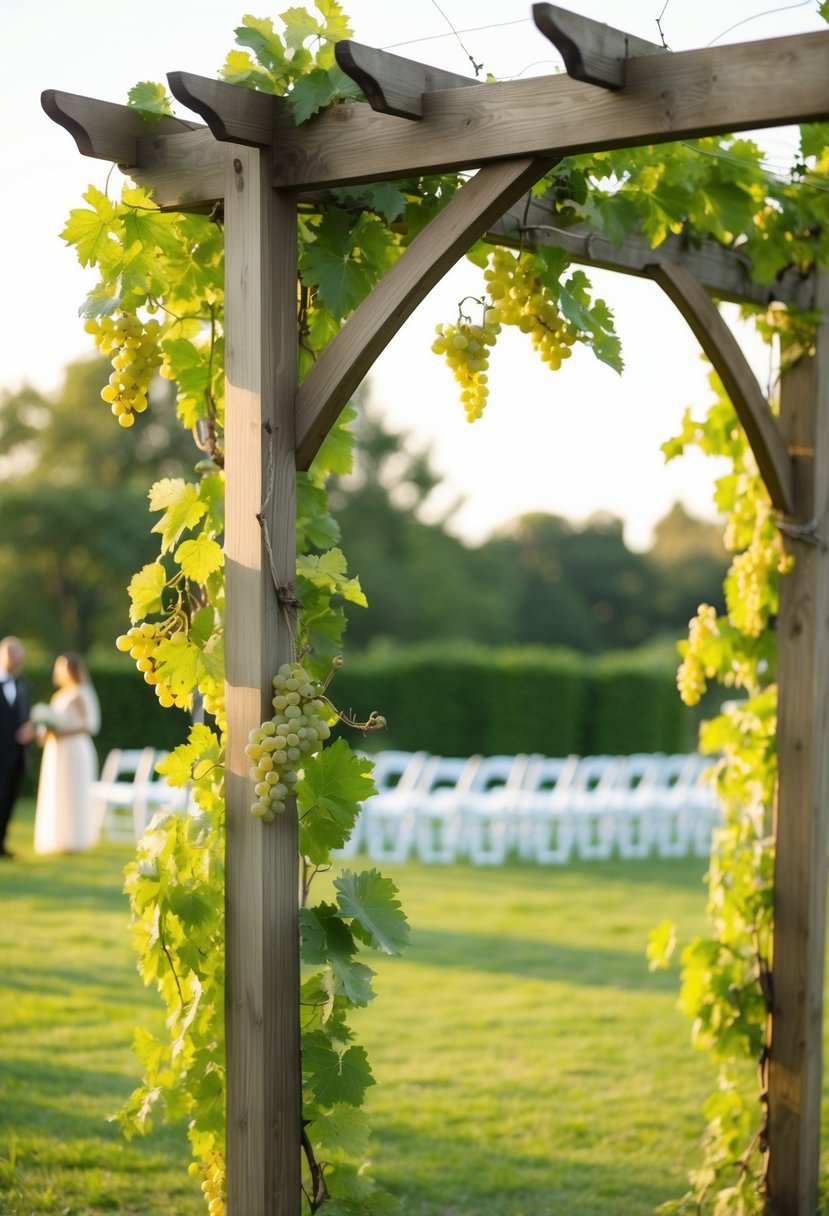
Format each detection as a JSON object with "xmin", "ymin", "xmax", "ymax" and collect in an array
[
  {"xmin": 517, "ymin": 755, "xmax": 580, "ymax": 864},
  {"xmin": 461, "ymin": 755, "xmax": 533, "ymax": 865},
  {"xmin": 92, "ymin": 747, "xmax": 158, "ymax": 843},
  {"xmin": 611, "ymin": 753, "xmax": 665, "ymax": 860},
  {"xmin": 570, "ymin": 755, "xmax": 623, "ymax": 861},
  {"xmin": 332, "ymin": 750, "xmax": 426, "ymax": 860},
  {"xmin": 652, "ymin": 754, "xmax": 706, "ymax": 858},
  {"xmin": 413, "ymin": 756, "xmax": 482, "ymax": 864},
  {"xmin": 361, "ymin": 751, "xmax": 431, "ymax": 863}
]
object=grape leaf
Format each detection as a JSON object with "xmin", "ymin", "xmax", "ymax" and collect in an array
[
  {"xmin": 296, "ymin": 548, "xmax": 366, "ymax": 606},
  {"xmin": 175, "ymin": 534, "xmax": 223, "ymax": 583},
  {"xmin": 300, "ymin": 902, "xmax": 376, "ymax": 1006},
  {"xmin": 299, "ymin": 210, "xmax": 378, "ymax": 316},
  {"xmin": 149, "ymin": 479, "xmax": 208, "ymax": 552},
  {"xmin": 61, "ymin": 186, "xmax": 119, "ymax": 270},
  {"xmin": 79, "ymin": 283, "xmax": 121, "ymax": 319},
  {"xmin": 128, "ymin": 562, "xmax": 167, "ymax": 622},
  {"xmin": 297, "ymin": 740, "xmax": 375, "ymax": 863},
  {"xmin": 127, "ymin": 81, "xmax": 173, "ymax": 122},
  {"xmin": 334, "ymin": 869, "xmax": 409, "ymax": 956},
  {"xmin": 303, "ymin": 1036, "xmax": 375, "ymax": 1107},
  {"xmin": 305, "ymin": 1104, "xmax": 370, "ymax": 1158}
]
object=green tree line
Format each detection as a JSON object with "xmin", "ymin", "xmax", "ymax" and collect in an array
[{"xmin": 0, "ymin": 358, "xmax": 727, "ymax": 660}]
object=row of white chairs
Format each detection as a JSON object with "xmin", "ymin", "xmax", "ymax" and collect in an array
[
  {"xmin": 336, "ymin": 751, "xmax": 720, "ymax": 865},
  {"xmin": 92, "ymin": 747, "xmax": 192, "ymax": 843}
]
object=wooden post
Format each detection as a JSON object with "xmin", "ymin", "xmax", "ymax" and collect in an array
[
  {"xmin": 223, "ymin": 145, "xmax": 302, "ymax": 1215},
  {"xmin": 767, "ymin": 272, "xmax": 829, "ymax": 1215}
]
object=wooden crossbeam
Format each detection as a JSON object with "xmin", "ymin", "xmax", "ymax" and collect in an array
[
  {"xmin": 40, "ymin": 89, "xmax": 194, "ymax": 164},
  {"xmin": 487, "ymin": 207, "xmax": 817, "ymax": 310},
  {"xmin": 167, "ymin": 72, "xmax": 277, "ymax": 147},
  {"xmin": 271, "ymin": 32, "xmax": 829, "ymax": 188},
  {"xmin": 647, "ymin": 262, "xmax": 794, "ymax": 516},
  {"xmin": 334, "ymin": 41, "xmax": 477, "ymax": 119},
  {"xmin": 532, "ymin": 3, "xmax": 665, "ymax": 89},
  {"xmin": 295, "ymin": 156, "xmax": 555, "ymax": 469}
]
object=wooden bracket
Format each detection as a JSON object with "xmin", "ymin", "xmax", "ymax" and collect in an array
[
  {"xmin": 167, "ymin": 72, "xmax": 279, "ymax": 147},
  {"xmin": 334, "ymin": 41, "xmax": 477, "ymax": 119},
  {"xmin": 41, "ymin": 89, "xmax": 194, "ymax": 165},
  {"xmin": 532, "ymin": 3, "xmax": 665, "ymax": 89},
  {"xmin": 647, "ymin": 261, "xmax": 794, "ymax": 516},
  {"xmin": 295, "ymin": 155, "xmax": 555, "ymax": 469}
]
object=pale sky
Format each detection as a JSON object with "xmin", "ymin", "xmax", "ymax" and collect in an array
[{"xmin": 1, "ymin": 0, "xmax": 824, "ymax": 548}]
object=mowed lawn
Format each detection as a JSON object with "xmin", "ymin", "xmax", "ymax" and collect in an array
[{"xmin": 2, "ymin": 798, "xmax": 828, "ymax": 1215}]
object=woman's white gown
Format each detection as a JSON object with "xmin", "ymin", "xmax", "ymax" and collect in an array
[{"xmin": 33, "ymin": 685, "xmax": 101, "ymax": 855}]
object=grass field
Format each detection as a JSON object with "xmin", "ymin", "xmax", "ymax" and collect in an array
[{"xmin": 0, "ymin": 798, "xmax": 825, "ymax": 1215}]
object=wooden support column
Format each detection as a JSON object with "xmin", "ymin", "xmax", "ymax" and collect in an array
[
  {"xmin": 223, "ymin": 144, "xmax": 301, "ymax": 1216},
  {"xmin": 768, "ymin": 272, "xmax": 829, "ymax": 1215}
]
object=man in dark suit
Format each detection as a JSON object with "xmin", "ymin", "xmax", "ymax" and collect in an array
[{"xmin": 0, "ymin": 637, "xmax": 33, "ymax": 858}]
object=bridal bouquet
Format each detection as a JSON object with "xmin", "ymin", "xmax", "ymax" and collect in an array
[{"xmin": 30, "ymin": 702, "xmax": 60, "ymax": 730}]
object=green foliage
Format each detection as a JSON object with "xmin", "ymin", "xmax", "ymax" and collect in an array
[{"xmin": 329, "ymin": 642, "xmax": 690, "ymax": 758}]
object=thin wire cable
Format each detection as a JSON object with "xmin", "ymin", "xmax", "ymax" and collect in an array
[
  {"xmin": 655, "ymin": 0, "xmax": 672, "ymax": 49},
  {"xmin": 381, "ymin": 17, "xmax": 532, "ymax": 54},
  {"xmin": 706, "ymin": 0, "xmax": 814, "ymax": 46},
  {"xmin": 428, "ymin": 0, "xmax": 485, "ymax": 75},
  {"xmin": 678, "ymin": 139, "xmax": 829, "ymax": 194}
]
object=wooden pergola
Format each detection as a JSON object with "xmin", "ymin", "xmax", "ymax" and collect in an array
[{"xmin": 43, "ymin": 7, "xmax": 829, "ymax": 1214}]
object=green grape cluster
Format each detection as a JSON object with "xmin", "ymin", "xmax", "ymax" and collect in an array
[
  {"xmin": 431, "ymin": 312, "xmax": 500, "ymax": 422},
  {"xmin": 484, "ymin": 247, "xmax": 578, "ymax": 369},
  {"xmin": 188, "ymin": 1154, "xmax": 225, "ymax": 1216},
  {"xmin": 676, "ymin": 603, "xmax": 719, "ymax": 707},
  {"xmin": 245, "ymin": 661, "xmax": 333, "ymax": 823},
  {"xmin": 116, "ymin": 624, "xmax": 190, "ymax": 710},
  {"xmin": 85, "ymin": 312, "xmax": 163, "ymax": 428}
]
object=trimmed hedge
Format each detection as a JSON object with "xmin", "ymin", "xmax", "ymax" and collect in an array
[{"xmin": 331, "ymin": 643, "xmax": 694, "ymax": 758}]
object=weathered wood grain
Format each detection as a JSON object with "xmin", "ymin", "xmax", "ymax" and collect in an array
[
  {"xmin": 271, "ymin": 32, "xmax": 829, "ymax": 188},
  {"xmin": 647, "ymin": 262, "xmax": 794, "ymax": 515},
  {"xmin": 167, "ymin": 72, "xmax": 279, "ymax": 147},
  {"xmin": 334, "ymin": 41, "xmax": 476, "ymax": 118},
  {"xmin": 532, "ymin": 3, "xmax": 664, "ymax": 89},
  {"xmin": 223, "ymin": 145, "xmax": 301, "ymax": 1216},
  {"xmin": 40, "ymin": 89, "xmax": 193, "ymax": 163},
  {"xmin": 767, "ymin": 272, "xmax": 829, "ymax": 1216}
]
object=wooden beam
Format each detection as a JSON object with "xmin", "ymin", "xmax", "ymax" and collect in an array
[
  {"xmin": 334, "ymin": 41, "xmax": 476, "ymax": 119},
  {"xmin": 647, "ymin": 261, "xmax": 794, "ymax": 516},
  {"xmin": 532, "ymin": 3, "xmax": 664, "ymax": 89},
  {"xmin": 223, "ymin": 145, "xmax": 301, "ymax": 1215},
  {"xmin": 271, "ymin": 31, "xmax": 829, "ymax": 188},
  {"xmin": 487, "ymin": 209, "xmax": 817, "ymax": 310},
  {"xmin": 767, "ymin": 272, "xmax": 829, "ymax": 1216},
  {"xmin": 167, "ymin": 72, "xmax": 277, "ymax": 147},
  {"xmin": 129, "ymin": 128, "xmax": 226, "ymax": 209},
  {"xmin": 41, "ymin": 89, "xmax": 193, "ymax": 164},
  {"xmin": 295, "ymin": 155, "xmax": 554, "ymax": 469}
]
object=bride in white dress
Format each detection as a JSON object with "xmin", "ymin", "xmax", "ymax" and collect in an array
[{"xmin": 32, "ymin": 653, "xmax": 101, "ymax": 855}]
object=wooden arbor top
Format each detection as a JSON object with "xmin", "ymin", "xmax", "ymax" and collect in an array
[{"xmin": 42, "ymin": 8, "xmax": 829, "ymax": 515}]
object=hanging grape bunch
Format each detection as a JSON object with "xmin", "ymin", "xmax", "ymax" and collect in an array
[
  {"xmin": 85, "ymin": 312, "xmax": 163, "ymax": 428},
  {"xmin": 431, "ymin": 299, "xmax": 500, "ymax": 422}
]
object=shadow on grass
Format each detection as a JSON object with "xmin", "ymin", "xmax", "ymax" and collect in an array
[
  {"xmin": 369, "ymin": 1118, "xmax": 683, "ymax": 1216},
  {"xmin": 405, "ymin": 925, "xmax": 679, "ymax": 991}
]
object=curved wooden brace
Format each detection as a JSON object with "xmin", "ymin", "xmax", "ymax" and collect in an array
[
  {"xmin": 532, "ymin": 3, "xmax": 664, "ymax": 90},
  {"xmin": 295, "ymin": 155, "xmax": 555, "ymax": 469},
  {"xmin": 41, "ymin": 89, "xmax": 193, "ymax": 164},
  {"xmin": 167, "ymin": 72, "xmax": 278, "ymax": 147},
  {"xmin": 647, "ymin": 261, "xmax": 795, "ymax": 516},
  {"xmin": 334, "ymin": 41, "xmax": 476, "ymax": 119}
]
